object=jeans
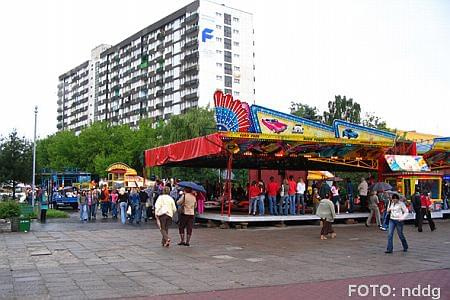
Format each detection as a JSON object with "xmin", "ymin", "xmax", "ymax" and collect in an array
[
  {"xmin": 111, "ymin": 202, "xmax": 118, "ymax": 218},
  {"xmin": 381, "ymin": 211, "xmax": 389, "ymax": 229},
  {"xmin": 249, "ymin": 197, "xmax": 258, "ymax": 214},
  {"xmin": 386, "ymin": 219, "xmax": 408, "ymax": 252},
  {"xmin": 347, "ymin": 194, "xmax": 354, "ymax": 212},
  {"xmin": 296, "ymin": 193, "xmax": 305, "ymax": 214},
  {"xmin": 88, "ymin": 203, "xmax": 97, "ymax": 220},
  {"xmin": 289, "ymin": 194, "xmax": 296, "ymax": 215},
  {"xmin": 79, "ymin": 203, "xmax": 87, "ymax": 221},
  {"xmin": 444, "ymin": 196, "xmax": 449, "ymax": 210},
  {"xmin": 280, "ymin": 196, "xmax": 289, "ymax": 215},
  {"xmin": 136, "ymin": 203, "xmax": 146, "ymax": 223},
  {"xmin": 119, "ymin": 202, "xmax": 127, "ymax": 224},
  {"xmin": 268, "ymin": 195, "xmax": 278, "ymax": 215},
  {"xmin": 131, "ymin": 203, "xmax": 139, "ymax": 223},
  {"xmin": 101, "ymin": 202, "xmax": 109, "ymax": 217},
  {"xmin": 258, "ymin": 195, "xmax": 265, "ymax": 215}
]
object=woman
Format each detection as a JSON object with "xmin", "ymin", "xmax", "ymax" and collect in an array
[
  {"xmin": 331, "ymin": 181, "xmax": 340, "ymax": 214},
  {"xmin": 385, "ymin": 194, "xmax": 409, "ymax": 253},
  {"xmin": 366, "ymin": 190, "xmax": 381, "ymax": 228},
  {"xmin": 316, "ymin": 193, "xmax": 336, "ymax": 240},
  {"xmin": 258, "ymin": 181, "xmax": 266, "ymax": 216},
  {"xmin": 177, "ymin": 187, "xmax": 197, "ymax": 246},
  {"xmin": 110, "ymin": 189, "xmax": 118, "ymax": 219},
  {"xmin": 155, "ymin": 186, "xmax": 177, "ymax": 247},
  {"xmin": 78, "ymin": 190, "xmax": 88, "ymax": 222},
  {"xmin": 118, "ymin": 187, "xmax": 128, "ymax": 224},
  {"xmin": 196, "ymin": 192, "xmax": 205, "ymax": 215}
]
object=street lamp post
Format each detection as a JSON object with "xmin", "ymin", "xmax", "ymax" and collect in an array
[{"xmin": 31, "ymin": 106, "xmax": 38, "ymax": 207}]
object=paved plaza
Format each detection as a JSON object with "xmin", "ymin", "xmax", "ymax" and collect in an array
[{"xmin": 0, "ymin": 213, "xmax": 449, "ymax": 299}]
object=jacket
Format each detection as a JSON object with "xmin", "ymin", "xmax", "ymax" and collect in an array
[
  {"xmin": 316, "ymin": 198, "xmax": 336, "ymax": 222},
  {"xmin": 177, "ymin": 192, "xmax": 196, "ymax": 215},
  {"xmin": 388, "ymin": 201, "xmax": 409, "ymax": 221},
  {"xmin": 154, "ymin": 194, "xmax": 177, "ymax": 218},
  {"xmin": 368, "ymin": 194, "xmax": 379, "ymax": 209},
  {"xmin": 358, "ymin": 181, "xmax": 368, "ymax": 196}
]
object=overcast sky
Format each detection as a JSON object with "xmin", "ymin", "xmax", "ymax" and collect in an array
[{"xmin": 0, "ymin": 0, "xmax": 449, "ymax": 140}]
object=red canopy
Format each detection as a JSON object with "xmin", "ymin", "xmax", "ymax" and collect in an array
[{"xmin": 145, "ymin": 133, "xmax": 224, "ymax": 167}]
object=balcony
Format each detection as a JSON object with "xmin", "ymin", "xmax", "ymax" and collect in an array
[
  {"xmin": 183, "ymin": 40, "xmax": 198, "ymax": 51},
  {"xmin": 183, "ymin": 79, "xmax": 199, "ymax": 89},
  {"xmin": 157, "ymin": 32, "xmax": 165, "ymax": 41},
  {"xmin": 182, "ymin": 92, "xmax": 198, "ymax": 102},
  {"xmin": 156, "ymin": 67, "xmax": 164, "ymax": 74},
  {"xmin": 184, "ymin": 13, "xmax": 198, "ymax": 25},
  {"xmin": 183, "ymin": 65, "xmax": 198, "ymax": 76},
  {"xmin": 182, "ymin": 51, "xmax": 199, "ymax": 64},
  {"xmin": 155, "ymin": 90, "xmax": 164, "ymax": 97},
  {"xmin": 155, "ymin": 99, "xmax": 163, "ymax": 109},
  {"xmin": 185, "ymin": 26, "xmax": 199, "ymax": 37},
  {"xmin": 155, "ymin": 78, "xmax": 164, "ymax": 86}
]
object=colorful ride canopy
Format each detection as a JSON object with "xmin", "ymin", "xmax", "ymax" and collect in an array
[
  {"xmin": 213, "ymin": 90, "xmax": 396, "ymax": 147},
  {"xmin": 421, "ymin": 137, "xmax": 450, "ymax": 170}
]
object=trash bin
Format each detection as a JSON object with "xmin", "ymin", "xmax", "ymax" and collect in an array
[
  {"xmin": 11, "ymin": 217, "xmax": 19, "ymax": 232},
  {"xmin": 19, "ymin": 217, "xmax": 30, "ymax": 232}
]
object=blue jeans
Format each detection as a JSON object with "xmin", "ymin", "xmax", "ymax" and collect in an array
[
  {"xmin": 347, "ymin": 194, "xmax": 354, "ymax": 212},
  {"xmin": 280, "ymin": 196, "xmax": 289, "ymax": 215},
  {"xmin": 130, "ymin": 203, "xmax": 139, "ymax": 223},
  {"xmin": 101, "ymin": 202, "xmax": 109, "ymax": 217},
  {"xmin": 79, "ymin": 204, "xmax": 87, "ymax": 221},
  {"xmin": 88, "ymin": 203, "xmax": 97, "ymax": 220},
  {"xmin": 443, "ymin": 196, "xmax": 448, "ymax": 210},
  {"xmin": 268, "ymin": 195, "xmax": 278, "ymax": 215},
  {"xmin": 111, "ymin": 202, "xmax": 118, "ymax": 217},
  {"xmin": 387, "ymin": 219, "xmax": 408, "ymax": 252},
  {"xmin": 296, "ymin": 193, "xmax": 305, "ymax": 214},
  {"xmin": 258, "ymin": 195, "xmax": 265, "ymax": 216},
  {"xmin": 381, "ymin": 211, "xmax": 389, "ymax": 229},
  {"xmin": 120, "ymin": 202, "xmax": 127, "ymax": 224},
  {"xmin": 289, "ymin": 195, "xmax": 296, "ymax": 215},
  {"xmin": 249, "ymin": 197, "xmax": 258, "ymax": 214}
]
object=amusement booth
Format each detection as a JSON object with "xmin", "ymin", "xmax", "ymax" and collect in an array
[{"xmin": 106, "ymin": 163, "xmax": 148, "ymax": 189}]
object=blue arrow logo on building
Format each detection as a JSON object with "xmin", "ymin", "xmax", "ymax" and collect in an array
[{"xmin": 202, "ymin": 28, "xmax": 214, "ymax": 42}]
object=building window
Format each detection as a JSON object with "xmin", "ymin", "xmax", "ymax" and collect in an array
[
  {"xmin": 233, "ymin": 91, "xmax": 240, "ymax": 96},
  {"xmin": 234, "ymin": 66, "xmax": 240, "ymax": 71},
  {"xmin": 224, "ymin": 51, "xmax": 232, "ymax": 63},
  {"xmin": 216, "ymin": 24, "xmax": 222, "ymax": 29},
  {"xmin": 233, "ymin": 53, "xmax": 240, "ymax": 58},
  {"xmin": 224, "ymin": 26, "xmax": 232, "ymax": 38},
  {"xmin": 216, "ymin": 50, "xmax": 222, "ymax": 54},
  {"xmin": 233, "ymin": 41, "xmax": 240, "ymax": 46},
  {"xmin": 234, "ymin": 78, "xmax": 240, "ymax": 83},
  {"xmin": 233, "ymin": 29, "xmax": 239, "ymax": 34},
  {"xmin": 216, "ymin": 62, "xmax": 223, "ymax": 67},
  {"xmin": 224, "ymin": 88, "xmax": 232, "ymax": 94},
  {"xmin": 224, "ymin": 38, "xmax": 232, "ymax": 50},
  {"xmin": 233, "ymin": 17, "xmax": 239, "ymax": 22},
  {"xmin": 224, "ymin": 13, "xmax": 231, "ymax": 25},
  {"xmin": 216, "ymin": 75, "xmax": 223, "ymax": 80},
  {"xmin": 224, "ymin": 63, "xmax": 232, "ymax": 75},
  {"xmin": 216, "ymin": 37, "xmax": 222, "ymax": 42},
  {"xmin": 216, "ymin": 12, "xmax": 222, "ymax": 16},
  {"xmin": 225, "ymin": 76, "xmax": 232, "ymax": 88}
]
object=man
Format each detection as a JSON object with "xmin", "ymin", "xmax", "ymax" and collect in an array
[
  {"xmin": 443, "ymin": 181, "xmax": 449, "ymax": 210},
  {"xmin": 358, "ymin": 177, "xmax": 368, "ymax": 211},
  {"xmin": 288, "ymin": 175, "xmax": 297, "ymax": 215},
  {"xmin": 296, "ymin": 177, "xmax": 306, "ymax": 214},
  {"xmin": 100, "ymin": 185, "xmax": 110, "ymax": 218},
  {"xmin": 418, "ymin": 191, "xmax": 436, "ymax": 232},
  {"xmin": 267, "ymin": 176, "xmax": 279, "ymax": 215},
  {"xmin": 345, "ymin": 178, "xmax": 354, "ymax": 213},
  {"xmin": 411, "ymin": 186, "xmax": 422, "ymax": 227},
  {"xmin": 139, "ymin": 186, "xmax": 149, "ymax": 222}
]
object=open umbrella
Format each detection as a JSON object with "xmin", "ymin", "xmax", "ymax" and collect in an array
[
  {"xmin": 327, "ymin": 176, "xmax": 344, "ymax": 182},
  {"xmin": 370, "ymin": 182, "xmax": 392, "ymax": 192},
  {"xmin": 177, "ymin": 181, "xmax": 206, "ymax": 193}
]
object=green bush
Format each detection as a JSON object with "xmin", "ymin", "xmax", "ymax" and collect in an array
[
  {"xmin": 0, "ymin": 201, "xmax": 21, "ymax": 219},
  {"xmin": 46, "ymin": 209, "xmax": 69, "ymax": 218}
]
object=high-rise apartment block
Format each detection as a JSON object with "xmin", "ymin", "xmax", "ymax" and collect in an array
[{"xmin": 57, "ymin": 0, "xmax": 255, "ymax": 133}]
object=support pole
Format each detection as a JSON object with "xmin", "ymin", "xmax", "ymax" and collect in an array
[
  {"xmin": 226, "ymin": 154, "xmax": 233, "ymax": 217},
  {"xmin": 31, "ymin": 106, "xmax": 38, "ymax": 208}
]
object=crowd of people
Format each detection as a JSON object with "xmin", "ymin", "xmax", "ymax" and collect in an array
[{"xmin": 75, "ymin": 179, "xmax": 199, "ymax": 248}]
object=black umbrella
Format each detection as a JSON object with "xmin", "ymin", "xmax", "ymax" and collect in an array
[
  {"xmin": 370, "ymin": 182, "xmax": 393, "ymax": 192},
  {"xmin": 178, "ymin": 181, "xmax": 206, "ymax": 193}
]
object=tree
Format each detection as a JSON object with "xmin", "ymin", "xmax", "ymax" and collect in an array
[
  {"xmin": 0, "ymin": 130, "xmax": 32, "ymax": 199},
  {"xmin": 362, "ymin": 112, "xmax": 388, "ymax": 130},
  {"xmin": 289, "ymin": 102, "xmax": 322, "ymax": 122},
  {"xmin": 323, "ymin": 95, "xmax": 361, "ymax": 125}
]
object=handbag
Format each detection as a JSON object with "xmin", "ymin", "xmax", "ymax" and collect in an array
[{"xmin": 126, "ymin": 205, "xmax": 132, "ymax": 215}]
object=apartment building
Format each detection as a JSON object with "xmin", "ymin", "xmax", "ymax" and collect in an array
[{"xmin": 57, "ymin": 0, "xmax": 255, "ymax": 133}]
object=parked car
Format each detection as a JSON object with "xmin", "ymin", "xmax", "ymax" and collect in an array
[
  {"xmin": 262, "ymin": 119, "xmax": 288, "ymax": 134},
  {"xmin": 292, "ymin": 124, "xmax": 304, "ymax": 134},
  {"xmin": 342, "ymin": 128, "xmax": 359, "ymax": 139}
]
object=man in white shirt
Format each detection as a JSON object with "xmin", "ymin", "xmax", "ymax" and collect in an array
[
  {"xmin": 358, "ymin": 177, "xmax": 368, "ymax": 212},
  {"xmin": 296, "ymin": 178, "xmax": 306, "ymax": 214}
]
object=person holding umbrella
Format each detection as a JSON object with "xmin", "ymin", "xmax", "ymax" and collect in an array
[
  {"xmin": 177, "ymin": 187, "xmax": 197, "ymax": 246},
  {"xmin": 385, "ymin": 193, "xmax": 409, "ymax": 253}
]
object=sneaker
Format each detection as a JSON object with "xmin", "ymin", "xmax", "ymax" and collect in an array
[
  {"xmin": 384, "ymin": 251, "xmax": 393, "ymax": 254},
  {"xmin": 403, "ymin": 249, "xmax": 408, "ymax": 252}
]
